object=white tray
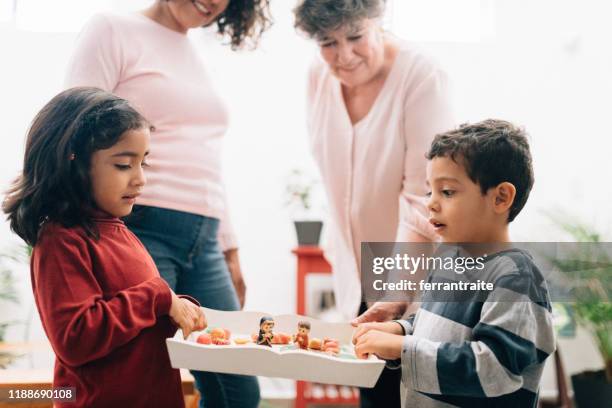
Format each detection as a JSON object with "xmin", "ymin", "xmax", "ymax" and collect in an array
[{"xmin": 166, "ymin": 308, "xmax": 385, "ymax": 387}]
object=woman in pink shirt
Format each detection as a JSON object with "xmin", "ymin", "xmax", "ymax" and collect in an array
[
  {"xmin": 294, "ymin": 0, "xmax": 454, "ymax": 406},
  {"xmin": 65, "ymin": 1, "xmax": 271, "ymax": 407}
]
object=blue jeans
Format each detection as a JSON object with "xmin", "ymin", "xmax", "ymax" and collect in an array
[{"xmin": 125, "ymin": 205, "xmax": 261, "ymax": 408}]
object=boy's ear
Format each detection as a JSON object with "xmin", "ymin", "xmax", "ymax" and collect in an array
[{"xmin": 492, "ymin": 182, "xmax": 516, "ymax": 215}]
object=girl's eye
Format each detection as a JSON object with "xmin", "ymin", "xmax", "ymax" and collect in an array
[
  {"xmin": 348, "ymin": 35, "xmax": 362, "ymax": 41},
  {"xmin": 321, "ymin": 42, "xmax": 335, "ymax": 48},
  {"xmin": 141, "ymin": 161, "xmax": 150, "ymax": 168},
  {"xmin": 442, "ymin": 189, "xmax": 455, "ymax": 197},
  {"xmin": 425, "ymin": 191, "xmax": 432, "ymax": 198},
  {"xmin": 115, "ymin": 164, "xmax": 131, "ymax": 170}
]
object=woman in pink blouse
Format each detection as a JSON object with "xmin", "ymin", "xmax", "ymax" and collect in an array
[
  {"xmin": 65, "ymin": 1, "xmax": 272, "ymax": 407},
  {"xmin": 294, "ymin": 0, "xmax": 454, "ymax": 406}
]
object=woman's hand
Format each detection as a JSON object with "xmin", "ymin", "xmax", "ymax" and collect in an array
[
  {"xmin": 352, "ymin": 321, "xmax": 404, "ymax": 345},
  {"xmin": 351, "ymin": 301, "xmax": 409, "ymax": 326},
  {"xmin": 354, "ymin": 330, "xmax": 404, "ymax": 360},
  {"xmin": 224, "ymin": 248, "xmax": 246, "ymax": 309},
  {"xmin": 169, "ymin": 291, "xmax": 207, "ymax": 339}
]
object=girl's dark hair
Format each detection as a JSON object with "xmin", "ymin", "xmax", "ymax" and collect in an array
[
  {"xmin": 2, "ymin": 87, "xmax": 149, "ymax": 246},
  {"xmin": 209, "ymin": 0, "xmax": 273, "ymax": 50}
]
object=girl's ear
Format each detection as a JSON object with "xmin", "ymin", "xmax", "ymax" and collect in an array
[{"xmin": 493, "ymin": 182, "xmax": 516, "ymax": 215}]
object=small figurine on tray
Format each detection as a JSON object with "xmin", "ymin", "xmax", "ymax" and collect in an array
[
  {"xmin": 257, "ymin": 316, "xmax": 275, "ymax": 347},
  {"xmin": 293, "ymin": 320, "xmax": 310, "ymax": 350}
]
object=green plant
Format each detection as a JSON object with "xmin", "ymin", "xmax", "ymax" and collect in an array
[
  {"xmin": 0, "ymin": 244, "xmax": 29, "ymax": 368},
  {"xmin": 284, "ymin": 169, "xmax": 316, "ymax": 214},
  {"xmin": 548, "ymin": 214, "xmax": 612, "ymax": 382}
]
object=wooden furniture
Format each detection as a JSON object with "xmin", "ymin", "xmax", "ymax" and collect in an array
[
  {"xmin": 292, "ymin": 246, "xmax": 359, "ymax": 408},
  {"xmin": 538, "ymin": 346, "xmax": 573, "ymax": 408}
]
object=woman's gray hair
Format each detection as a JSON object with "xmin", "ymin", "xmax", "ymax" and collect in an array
[{"xmin": 294, "ymin": 0, "xmax": 386, "ymax": 40}]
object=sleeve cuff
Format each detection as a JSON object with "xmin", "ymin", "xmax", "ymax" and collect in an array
[
  {"xmin": 178, "ymin": 295, "xmax": 200, "ymax": 307},
  {"xmin": 385, "ymin": 358, "xmax": 402, "ymax": 370},
  {"xmin": 218, "ymin": 232, "xmax": 238, "ymax": 252},
  {"xmin": 151, "ymin": 277, "xmax": 172, "ymax": 316},
  {"xmin": 401, "ymin": 335, "xmax": 418, "ymax": 389},
  {"xmin": 394, "ymin": 319, "xmax": 414, "ymax": 336}
]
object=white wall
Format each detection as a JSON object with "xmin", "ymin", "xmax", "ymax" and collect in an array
[{"xmin": 1, "ymin": 0, "xmax": 610, "ymax": 381}]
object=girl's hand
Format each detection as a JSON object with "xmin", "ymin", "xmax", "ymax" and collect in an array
[
  {"xmin": 352, "ymin": 321, "xmax": 404, "ymax": 345},
  {"xmin": 169, "ymin": 291, "xmax": 207, "ymax": 339},
  {"xmin": 354, "ymin": 330, "xmax": 404, "ymax": 360}
]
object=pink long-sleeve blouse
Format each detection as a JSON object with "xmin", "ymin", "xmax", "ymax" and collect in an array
[{"xmin": 307, "ymin": 43, "xmax": 455, "ymax": 318}]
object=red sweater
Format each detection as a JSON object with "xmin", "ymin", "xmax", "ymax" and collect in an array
[{"xmin": 30, "ymin": 214, "xmax": 183, "ymax": 408}]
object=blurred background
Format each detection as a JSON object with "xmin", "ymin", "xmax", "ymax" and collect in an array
[{"xmin": 1, "ymin": 0, "xmax": 611, "ymax": 406}]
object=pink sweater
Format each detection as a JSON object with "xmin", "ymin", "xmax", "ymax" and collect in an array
[
  {"xmin": 65, "ymin": 13, "xmax": 236, "ymax": 249},
  {"xmin": 307, "ymin": 43, "xmax": 455, "ymax": 318}
]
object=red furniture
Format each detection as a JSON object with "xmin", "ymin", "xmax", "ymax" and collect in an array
[{"xmin": 292, "ymin": 246, "xmax": 359, "ymax": 408}]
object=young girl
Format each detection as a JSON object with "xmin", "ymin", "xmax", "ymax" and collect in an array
[{"xmin": 3, "ymin": 87, "xmax": 206, "ymax": 407}]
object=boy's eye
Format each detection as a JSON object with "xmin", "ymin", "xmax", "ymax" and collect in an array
[
  {"xmin": 141, "ymin": 161, "xmax": 150, "ymax": 168},
  {"xmin": 442, "ymin": 189, "xmax": 455, "ymax": 197},
  {"xmin": 115, "ymin": 164, "xmax": 131, "ymax": 170},
  {"xmin": 425, "ymin": 191, "xmax": 432, "ymax": 198},
  {"xmin": 348, "ymin": 35, "xmax": 362, "ymax": 41},
  {"xmin": 320, "ymin": 41, "xmax": 335, "ymax": 48}
]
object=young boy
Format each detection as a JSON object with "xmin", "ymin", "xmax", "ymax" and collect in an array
[{"xmin": 353, "ymin": 119, "xmax": 555, "ymax": 407}]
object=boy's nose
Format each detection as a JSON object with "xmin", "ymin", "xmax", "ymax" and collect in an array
[{"xmin": 427, "ymin": 196, "xmax": 440, "ymax": 213}]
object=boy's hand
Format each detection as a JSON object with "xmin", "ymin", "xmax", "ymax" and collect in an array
[
  {"xmin": 169, "ymin": 292, "xmax": 207, "ymax": 339},
  {"xmin": 354, "ymin": 330, "xmax": 404, "ymax": 360},
  {"xmin": 352, "ymin": 321, "xmax": 404, "ymax": 345}
]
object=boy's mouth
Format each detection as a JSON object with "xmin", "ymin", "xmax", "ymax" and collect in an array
[{"xmin": 429, "ymin": 219, "xmax": 447, "ymax": 231}]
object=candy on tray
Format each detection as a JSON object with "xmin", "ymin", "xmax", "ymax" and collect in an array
[
  {"xmin": 196, "ymin": 333, "xmax": 211, "ymax": 345},
  {"xmin": 308, "ymin": 337, "xmax": 322, "ymax": 350},
  {"xmin": 272, "ymin": 332, "xmax": 291, "ymax": 345},
  {"xmin": 210, "ymin": 328, "xmax": 230, "ymax": 345}
]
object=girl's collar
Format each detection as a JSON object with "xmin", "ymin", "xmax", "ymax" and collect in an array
[{"xmin": 89, "ymin": 208, "xmax": 124, "ymax": 224}]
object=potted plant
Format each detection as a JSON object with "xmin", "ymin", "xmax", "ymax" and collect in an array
[
  {"xmin": 285, "ymin": 169, "xmax": 323, "ymax": 246},
  {"xmin": 548, "ymin": 215, "xmax": 611, "ymax": 408}
]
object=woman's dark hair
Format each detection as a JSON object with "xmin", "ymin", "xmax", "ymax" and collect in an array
[
  {"xmin": 427, "ymin": 119, "xmax": 534, "ymax": 222},
  {"xmin": 205, "ymin": 0, "xmax": 273, "ymax": 50},
  {"xmin": 2, "ymin": 87, "xmax": 149, "ymax": 246}
]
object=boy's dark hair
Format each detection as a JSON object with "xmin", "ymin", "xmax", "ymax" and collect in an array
[
  {"xmin": 427, "ymin": 119, "xmax": 534, "ymax": 222},
  {"xmin": 2, "ymin": 87, "xmax": 149, "ymax": 246}
]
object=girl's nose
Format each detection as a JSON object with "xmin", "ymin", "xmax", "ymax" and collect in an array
[{"xmin": 133, "ymin": 166, "xmax": 146, "ymax": 187}]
